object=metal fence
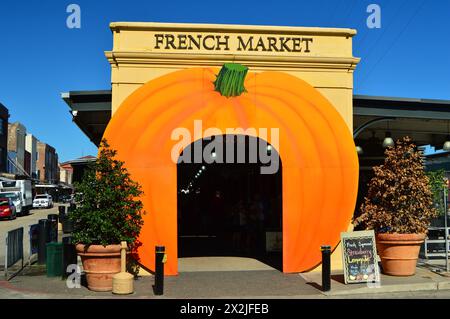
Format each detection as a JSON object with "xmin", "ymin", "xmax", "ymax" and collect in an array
[{"xmin": 4, "ymin": 227, "xmax": 24, "ymax": 280}]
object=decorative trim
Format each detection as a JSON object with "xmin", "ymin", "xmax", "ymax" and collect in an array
[
  {"xmin": 109, "ymin": 22, "xmax": 357, "ymax": 37},
  {"xmin": 105, "ymin": 51, "xmax": 360, "ymax": 71}
]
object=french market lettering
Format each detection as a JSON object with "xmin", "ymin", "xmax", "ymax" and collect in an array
[{"xmin": 154, "ymin": 34, "xmax": 313, "ymax": 52}]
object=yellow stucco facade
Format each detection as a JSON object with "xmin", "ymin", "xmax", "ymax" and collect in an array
[{"xmin": 104, "ymin": 22, "xmax": 360, "ymax": 273}]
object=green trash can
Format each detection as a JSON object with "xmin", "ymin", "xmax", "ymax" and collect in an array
[{"xmin": 46, "ymin": 242, "xmax": 63, "ymax": 277}]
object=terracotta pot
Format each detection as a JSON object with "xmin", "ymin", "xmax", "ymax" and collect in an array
[
  {"xmin": 376, "ymin": 233, "xmax": 425, "ymax": 276},
  {"xmin": 76, "ymin": 244, "xmax": 121, "ymax": 292}
]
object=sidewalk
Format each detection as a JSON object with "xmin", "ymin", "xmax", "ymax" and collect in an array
[
  {"xmin": 2, "ymin": 261, "xmax": 450, "ymax": 299},
  {"xmin": 300, "ymin": 267, "xmax": 450, "ymax": 296}
]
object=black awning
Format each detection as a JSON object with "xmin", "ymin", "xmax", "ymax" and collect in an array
[{"xmin": 62, "ymin": 90, "xmax": 112, "ymax": 146}]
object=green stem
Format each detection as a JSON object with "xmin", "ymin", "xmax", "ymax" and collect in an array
[{"xmin": 214, "ymin": 63, "xmax": 248, "ymax": 97}]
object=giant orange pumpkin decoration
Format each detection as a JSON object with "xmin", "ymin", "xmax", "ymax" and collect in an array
[{"xmin": 103, "ymin": 63, "xmax": 359, "ymax": 275}]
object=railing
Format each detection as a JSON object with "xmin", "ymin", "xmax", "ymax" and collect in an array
[
  {"xmin": 4, "ymin": 227, "xmax": 24, "ymax": 280},
  {"xmin": 423, "ymin": 227, "xmax": 450, "ymax": 258}
]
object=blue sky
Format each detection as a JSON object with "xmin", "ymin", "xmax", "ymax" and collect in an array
[{"xmin": 0, "ymin": 0, "xmax": 449, "ymax": 161}]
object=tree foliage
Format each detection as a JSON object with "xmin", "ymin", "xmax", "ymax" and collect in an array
[
  {"xmin": 425, "ymin": 169, "xmax": 447, "ymax": 217},
  {"xmin": 70, "ymin": 139, "xmax": 145, "ymax": 249},
  {"xmin": 354, "ymin": 136, "xmax": 437, "ymax": 234}
]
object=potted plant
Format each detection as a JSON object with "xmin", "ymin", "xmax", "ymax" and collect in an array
[
  {"xmin": 70, "ymin": 139, "xmax": 145, "ymax": 291},
  {"xmin": 354, "ymin": 136, "xmax": 437, "ymax": 276}
]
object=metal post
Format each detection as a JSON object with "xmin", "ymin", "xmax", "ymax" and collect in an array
[
  {"xmin": 4, "ymin": 234, "xmax": 8, "ymax": 280},
  {"xmin": 154, "ymin": 245, "xmax": 165, "ymax": 295},
  {"xmin": 444, "ymin": 186, "xmax": 449, "ymax": 273},
  {"xmin": 38, "ymin": 219, "xmax": 49, "ymax": 264},
  {"xmin": 321, "ymin": 245, "xmax": 331, "ymax": 292}
]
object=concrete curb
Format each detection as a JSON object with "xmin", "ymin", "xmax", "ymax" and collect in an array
[
  {"xmin": 300, "ymin": 268, "xmax": 450, "ymax": 297},
  {"xmin": 321, "ymin": 281, "xmax": 439, "ymax": 296}
]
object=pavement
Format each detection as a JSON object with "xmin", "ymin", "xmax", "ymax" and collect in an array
[
  {"xmin": 3, "ymin": 214, "xmax": 450, "ymax": 299},
  {"xmin": 0, "ymin": 205, "xmax": 62, "ymax": 264},
  {"xmin": 3, "ymin": 255, "xmax": 450, "ymax": 299}
]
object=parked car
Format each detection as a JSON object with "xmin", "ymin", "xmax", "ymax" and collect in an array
[
  {"xmin": 0, "ymin": 197, "xmax": 17, "ymax": 220},
  {"xmin": 32, "ymin": 194, "xmax": 53, "ymax": 209},
  {"xmin": 0, "ymin": 180, "xmax": 32, "ymax": 215},
  {"xmin": 0, "ymin": 192, "xmax": 23, "ymax": 216}
]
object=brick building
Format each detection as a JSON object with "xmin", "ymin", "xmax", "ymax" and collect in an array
[
  {"xmin": 7, "ymin": 122, "xmax": 26, "ymax": 175},
  {"xmin": 0, "ymin": 104, "xmax": 9, "ymax": 173},
  {"xmin": 37, "ymin": 141, "xmax": 59, "ymax": 183}
]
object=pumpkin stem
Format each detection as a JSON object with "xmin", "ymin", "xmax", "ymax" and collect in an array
[{"xmin": 214, "ymin": 63, "xmax": 248, "ymax": 97}]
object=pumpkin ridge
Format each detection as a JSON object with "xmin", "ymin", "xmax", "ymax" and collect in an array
[
  {"xmin": 125, "ymin": 89, "xmax": 220, "ymax": 160},
  {"xmin": 249, "ymin": 89, "xmax": 351, "ymax": 268},
  {"xmin": 246, "ymin": 75, "xmax": 354, "ymax": 151},
  {"xmin": 115, "ymin": 68, "xmax": 216, "ymax": 118},
  {"xmin": 159, "ymin": 94, "xmax": 230, "ymax": 153},
  {"xmin": 230, "ymin": 97, "xmax": 251, "ymax": 129},
  {"xmin": 111, "ymin": 82, "xmax": 215, "ymax": 157},
  {"xmin": 246, "ymin": 88, "xmax": 341, "ymax": 165},
  {"xmin": 247, "ymin": 84, "xmax": 356, "ymax": 247},
  {"xmin": 249, "ymin": 93, "xmax": 326, "ymax": 270},
  {"xmin": 107, "ymin": 68, "xmax": 217, "ymax": 138}
]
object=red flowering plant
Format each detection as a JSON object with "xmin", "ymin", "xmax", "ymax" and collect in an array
[{"xmin": 354, "ymin": 136, "xmax": 437, "ymax": 234}]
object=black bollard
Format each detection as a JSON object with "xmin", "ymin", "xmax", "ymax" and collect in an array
[
  {"xmin": 58, "ymin": 206, "xmax": 66, "ymax": 223},
  {"xmin": 47, "ymin": 214, "xmax": 58, "ymax": 242},
  {"xmin": 38, "ymin": 219, "xmax": 49, "ymax": 264},
  {"xmin": 62, "ymin": 236, "xmax": 77, "ymax": 279},
  {"xmin": 154, "ymin": 245, "xmax": 165, "ymax": 295},
  {"xmin": 321, "ymin": 245, "xmax": 331, "ymax": 292}
]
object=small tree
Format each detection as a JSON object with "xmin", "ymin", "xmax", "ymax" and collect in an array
[
  {"xmin": 70, "ymin": 139, "xmax": 145, "ymax": 273},
  {"xmin": 425, "ymin": 169, "xmax": 447, "ymax": 217},
  {"xmin": 354, "ymin": 136, "xmax": 437, "ymax": 234}
]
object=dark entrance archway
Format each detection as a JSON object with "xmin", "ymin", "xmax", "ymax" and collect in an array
[{"xmin": 177, "ymin": 135, "xmax": 282, "ymax": 270}]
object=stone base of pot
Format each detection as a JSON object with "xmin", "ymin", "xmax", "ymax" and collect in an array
[
  {"xmin": 76, "ymin": 244, "xmax": 121, "ymax": 292},
  {"xmin": 376, "ymin": 233, "xmax": 425, "ymax": 276}
]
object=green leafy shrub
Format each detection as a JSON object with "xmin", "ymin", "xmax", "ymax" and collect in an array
[
  {"xmin": 425, "ymin": 169, "xmax": 447, "ymax": 217},
  {"xmin": 70, "ymin": 138, "xmax": 145, "ymax": 250}
]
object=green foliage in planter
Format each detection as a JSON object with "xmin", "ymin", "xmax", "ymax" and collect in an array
[
  {"xmin": 354, "ymin": 136, "xmax": 437, "ymax": 234},
  {"xmin": 70, "ymin": 139, "xmax": 145, "ymax": 249},
  {"xmin": 425, "ymin": 169, "xmax": 447, "ymax": 217}
]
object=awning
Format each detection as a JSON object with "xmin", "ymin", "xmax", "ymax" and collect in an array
[
  {"xmin": 61, "ymin": 91, "xmax": 111, "ymax": 146},
  {"xmin": 354, "ymin": 95, "xmax": 450, "ymax": 148},
  {"xmin": 61, "ymin": 90, "xmax": 450, "ymax": 150}
]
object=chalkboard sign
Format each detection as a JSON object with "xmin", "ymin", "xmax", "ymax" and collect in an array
[{"xmin": 341, "ymin": 230, "xmax": 380, "ymax": 284}]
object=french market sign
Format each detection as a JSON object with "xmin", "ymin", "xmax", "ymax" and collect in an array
[{"xmin": 153, "ymin": 33, "xmax": 313, "ymax": 53}]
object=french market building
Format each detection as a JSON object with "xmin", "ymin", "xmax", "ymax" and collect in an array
[{"xmin": 62, "ymin": 22, "xmax": 450, "ymax": 276}]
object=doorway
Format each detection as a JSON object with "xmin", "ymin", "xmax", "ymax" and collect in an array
[{"xmin": 177, "ymin": 135, "xmax": 282, "ymax": 270}]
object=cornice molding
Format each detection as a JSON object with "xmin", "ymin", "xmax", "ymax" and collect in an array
[
  {"xmin": 105, "ymin": 51, "xmax": 360, "ymax": 71},
  {"xmin": 109, "ymin": 22, "xmax": 357, "ymax": 37}
]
